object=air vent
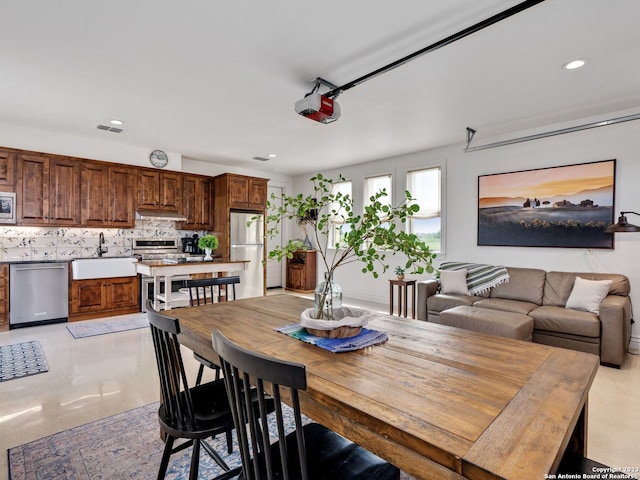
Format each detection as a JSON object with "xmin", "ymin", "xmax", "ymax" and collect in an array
[
  {"xmin": 252, "ymin": 156, "xmax": 270, "ymax": 162},
  {"xmin": 96, "ymin": 124, "xmax": 124, "ymax": 133}
]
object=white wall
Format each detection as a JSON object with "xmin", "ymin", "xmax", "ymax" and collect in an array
[
  {"xmin": 293, "ymin": 110, "xmax": 640, "ymax": 351},
  {"xmin": 0, "ymin": 121, "xmax": 293, "ymax": 186},
  {"xmin": 0, "ymin": 122, "xmax": 183, "ymax": 170}
]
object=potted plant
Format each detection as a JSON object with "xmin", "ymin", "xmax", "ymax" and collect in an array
[
  {"xmin": 262, "ymin": 173, "xmax": 436, "ymax": 320},
  {"xmin": 394, "ymin": 266, "xmax": 405, "ymax": 280},
  {"xmin": 198, "ymin": 234, "xmax": 219, "ymax": 261}
]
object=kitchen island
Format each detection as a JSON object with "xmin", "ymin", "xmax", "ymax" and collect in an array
[{"xmin": 136, "ymin": 260, "xmax": 250, "ymax": 310}]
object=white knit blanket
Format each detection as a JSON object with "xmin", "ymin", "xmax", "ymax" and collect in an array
[{"xmin": 438, "ymin": 262, "xmax": 509, "ymax": 295}]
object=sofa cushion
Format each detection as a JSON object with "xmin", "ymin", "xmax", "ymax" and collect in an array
[
  {"xmin": 473, "ymin": 298, "xmax": 538, "ymax": 315},
  {"xmin": 427, "ymin": 294, "xmax": 479, "ymax": 314},
  {"xmin": 489, "ymin": 267, "xmax": 546, "ymax": 305},
  {"xmin": 529, "ymin": 305, "xmax": 600, "ymax": 338},
  {"xmin": 565, "ymin": 277, "xmax": 612, "ymax": 314},
  {"xmin": 439, "ymin": 306, "xmax": 533, "ymax": 341},
  {"xmin": 440, "ymin": 269, "xmax": 469, "ymax": 295},
  {"xmin": 543, "ymin": 272, "xmax": 630, "ymax": 307},
  {"xmin": 533, "ymin": 332, "xmax": 600, "ymax": 356}
]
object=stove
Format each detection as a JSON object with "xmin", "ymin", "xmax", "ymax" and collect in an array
[{"xmin": 132, "ymin": 238, "xmax": 202, "ymax": 262}]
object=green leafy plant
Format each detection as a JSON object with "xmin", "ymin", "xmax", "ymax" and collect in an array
[
  {"xmin": 198, "ymin": 235, "xmax": 219, "ymax": 250},
  {"xmin": 263, "ymin": 173, "xmax": 436, "ymax": 318},
  {"xmin": 394, "ymin": 266, "xmax": 405, "ymax": 276}
]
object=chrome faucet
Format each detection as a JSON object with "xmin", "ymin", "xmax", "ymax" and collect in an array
[{"xmin": 96, "ymin": 232, "xmax": 108, "ymax": 257}]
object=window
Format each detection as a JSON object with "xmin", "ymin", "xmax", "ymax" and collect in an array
[
  {"xmin": 363, "ymin": 174, "xmax": 392, "ymax": 246},
  {"xmin": 407, "ymin": 167, "xmax": 441, "ymax": 252},
  {"xmin": 364, "ymin": 174, "xmax": 392, "ymax": 210},
  {"xmin": 327, "ymin": 180, "xmax": 352, "ymax": 248}
]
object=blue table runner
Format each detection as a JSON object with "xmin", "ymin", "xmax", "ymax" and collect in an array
[{"xmin": 275, "ymin": 323, "xmax": 388, "ymax": 353}]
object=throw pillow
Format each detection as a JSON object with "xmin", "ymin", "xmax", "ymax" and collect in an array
[
  {"xmin": 440, "ymin": 269, "xmax": 469, "ymax": 295},
  {"xmin": 565, "ymin": 277, "xmax": 612, "ymax": 314}
]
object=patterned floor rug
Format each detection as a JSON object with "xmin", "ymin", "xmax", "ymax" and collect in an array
[
  {"xmin": 0, "ymin": 341, "xmax": 48, "ymax": 382},
  {"xmin": 8, "ymin": 402, "xmax": 416, "ymax": 479},
  {"xmin": 66, "ymin": 313, "xmax": 149, "ymax": 339}
]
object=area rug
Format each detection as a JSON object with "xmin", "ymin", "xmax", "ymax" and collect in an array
[
  {"xmin": 8, "ymin": 402, "xmax": 416, "ymax": 479},
  {"xmin": 0, "ymin": 341, "xmax": 48, "ymax": 382},
  {"xmin": 66, "ymin": 313, "xmax": 148, "ymax": 339}
]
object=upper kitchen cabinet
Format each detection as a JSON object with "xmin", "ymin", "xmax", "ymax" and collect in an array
[
  {"xmin": 81, "ymin": 162, "xmax": 135, "ymax": 228},
  {"xmin": 136, "ymin": 169, "xmax": 182, "ymax": 212},
  {"xmin": 178, "ymin": 174, "xmax": 213, "ymax": 230},
  {"xmin": 16, "ymin": 154, "xmax": 80, "ymax": 225},
  {"xmin": 215, "ymin": 173, "xmax": 268, "ymax": 211},
  {"xmin": 0, "ymin": 149, "xmax": 16, "ymax": 186}
]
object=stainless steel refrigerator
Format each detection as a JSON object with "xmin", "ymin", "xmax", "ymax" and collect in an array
[{"xmin": 229, "ymin": 212, "xmax": 265, "ymax": 299}]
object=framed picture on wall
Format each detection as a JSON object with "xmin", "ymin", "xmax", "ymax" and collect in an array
[
  {"xmin": 478, "ymin": 159, "xmax": 616, "ymax": 249},
  {"xmin": 0, "ymin": 191, "xmax": 16, "ymax": 224}
]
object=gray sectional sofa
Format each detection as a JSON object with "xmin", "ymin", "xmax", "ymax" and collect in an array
[{"xmin": 417, "ymin": 266, "xmax": 632, "ymax": 367}]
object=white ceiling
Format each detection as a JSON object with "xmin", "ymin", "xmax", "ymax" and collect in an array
[{"xmin": 2, "ymin": 1, "xmax": 639, "ymax": 176}]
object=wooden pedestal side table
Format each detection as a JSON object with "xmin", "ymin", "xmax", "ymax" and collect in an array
[{"xmin": 389, "ymin": 278, "xmax": 416, "ymax": 318}]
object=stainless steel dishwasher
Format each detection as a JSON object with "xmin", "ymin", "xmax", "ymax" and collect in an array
[{"xmin": 9, "ymin": 262, "xmax": 69, "ymax": 328}]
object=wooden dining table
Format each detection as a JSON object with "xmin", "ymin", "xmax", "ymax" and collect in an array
[{"xmin": 173, "ymin": 294, "xmax": 599, "ymax": 480}]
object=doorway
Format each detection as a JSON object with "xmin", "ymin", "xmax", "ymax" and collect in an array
[{"xmin": 266, "ymin": 186, "xmax": 283, "ymax": 288}]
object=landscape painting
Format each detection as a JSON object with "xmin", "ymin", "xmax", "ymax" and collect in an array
[{"xmin": 478, "ymin": 160, "xmax": 615, "ymax": 248}]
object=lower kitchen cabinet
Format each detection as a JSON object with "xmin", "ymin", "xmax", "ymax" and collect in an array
[{"xmin": 70, "ymin": 276, "xmax": 139, "ymax": 321}]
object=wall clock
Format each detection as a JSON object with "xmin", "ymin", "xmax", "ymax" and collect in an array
[{"xmin": 149, "ymin": 150, "xmax": 168, "ymax": 168}]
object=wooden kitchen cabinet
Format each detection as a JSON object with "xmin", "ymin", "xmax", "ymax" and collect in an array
[
  {"xmin": 285, "ymin": 250, "xmax": 317, "ymax": 293},
  {"xmin": 69, "ymin": 276, "xmax": 139, "ymax": 321},
  {"xmin": 136, "ymin": 169, "xmax": 182, "ymax": 212},
  {"xmin": 0, "ymin": 150, "xmax": 16, "ymax": 186},
  {"xmin": 81, "ymin": 162, "xmax": 134, "ymax": 228},
  {"xmin": 0, "ymin": 264, "xmax": 8, "ymax": 331},
  {"xmin": 16, "ymin": 154, "xmax": 80, "ymax": 225},
  {"xmin": 178, "ymin": 174, "xmax": 213, "ymax": 230},
  {"xmin": 221, "ymin": 173, "xmax": 268, "ymax": 210}
]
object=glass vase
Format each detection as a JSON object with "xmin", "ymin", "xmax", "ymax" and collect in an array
[
  {"xmin": 303, "ymin": 234, "xmax": 312, "ymax": 250},
  {"xmin": 313, "ymin": 272, "xmax": 343, "ymax": 320}
]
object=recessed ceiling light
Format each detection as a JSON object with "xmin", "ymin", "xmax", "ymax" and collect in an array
[
  {"xmin": 268, "ymin": 153, "xmax": 277, "ymax": 158},
  {"xmin": 562, "ymin": 58, "xmax": 588, "ymax": 70},
  {"xmin": 109, "ymin": 119, "xmax": 124, "ymax": 125}
]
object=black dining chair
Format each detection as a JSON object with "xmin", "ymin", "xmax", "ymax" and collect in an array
[
  {"xmin": 147, "ymin": 301, "xmax": 239, "ymax": 480},
  {"xmin": 182, "ymin": 276, "xmax": 241, "ymax": 386},
  {"xmin": 211, "ymin": 329, "xmax": 401, "ymax": 480},
  {"xmin": 183, "ymin": 276, "xmax": 240, "ymax": 306}
]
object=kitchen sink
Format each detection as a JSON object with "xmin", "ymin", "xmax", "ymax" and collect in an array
[{"xmin": 71, "ymin": 257, "xmax": 139, "ymax": 280}]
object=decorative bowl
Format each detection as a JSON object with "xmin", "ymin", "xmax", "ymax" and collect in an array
[{"xmin": 300, "ymin": 306, "xmax": 370, "ymax": 338}]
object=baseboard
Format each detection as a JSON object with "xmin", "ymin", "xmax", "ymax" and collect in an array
[
  {"xmin": 341, "ymin": 291, "xmax": 389, "ymax": 313},
  {"xmin": 629, "ymin": 334, "xmax": 640, "ymax": 355}
]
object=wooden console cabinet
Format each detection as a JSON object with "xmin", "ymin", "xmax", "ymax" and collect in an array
[{"xmin": 285, "ymin": 250, "xmax": 317, "ymax": 293}]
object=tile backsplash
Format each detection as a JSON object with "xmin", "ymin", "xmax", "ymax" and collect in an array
[{"xmin": 0, "ymin": 220, "xmax": 208, "ymax": 262}]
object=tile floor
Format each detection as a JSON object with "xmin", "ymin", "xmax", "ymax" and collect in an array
[{"xmin": 1, "ymin": 292, "xmax": 639, "ymax": 479}]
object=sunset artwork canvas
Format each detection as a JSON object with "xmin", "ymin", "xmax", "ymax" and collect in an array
[{"xmin": 478, "ymin": 160, "xmax": 615, "ymax": 248}]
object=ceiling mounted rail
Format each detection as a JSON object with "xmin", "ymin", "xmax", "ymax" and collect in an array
[
  {"xmin": 324, "ymin": 0, "xmax": 546, "ymax": 99},
  {"xmin": 464, "ymin": 112, "xmax": 640, "ymax": 152}
]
